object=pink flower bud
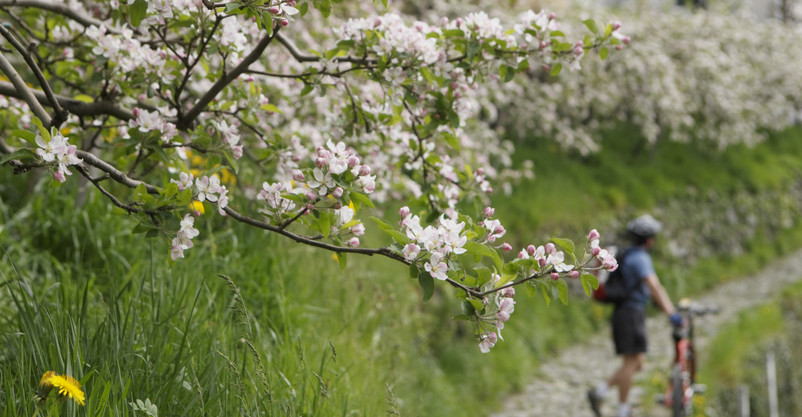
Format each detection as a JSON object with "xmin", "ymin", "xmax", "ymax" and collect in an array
[
  {"xmin": 592, "ymin": 246, "xmax": 601, "ymax": 256},
  {"xmin": 622, "ymin": 36, "xmax": 631, "ymax": 45},
  {"xmin": 132, "ymin": 108, "xmax": 141, "ymax": 117},
  {"xmin": 374, "ymin": 17, "xmax": 382, "ymax": 27},
  {"xmin": 440, "ymin": 16, "xmax": 448, "ymax": 25},
  {"xmin": 551, "ymin": 272, "xmax": 560, "ymax": 281},
  {"xmin": 574, "ymin": 45, "xmax": 584, "ymax": 56},
  {"xmin": 347, "ymin": 155, "xmax": 360, "ymax": 168},
  {"xmin": 347, "ymin": 237, "xmax": 360, "ymax": 247},
  {"xmin": 539, "ymin": 40, "xmax": 548, "ymax": 50},
  {"xmin": 501, "ymin": 287, "xmax": 515, "ymax": 298},
  {"xmin": 545, "ymin": 243, "xmax": 556, "ymax": 254},
  {"xmin": 279, "ymin": 18, "xmax": 289, "ymax": 27},
  {"xmin": 53, "ymin": 170, "xmax": 66, "ymax": 183},
  {"xmin": 568, "ymin": 270, "xmax": 580, "ymax": 279},
  {"xmin": 500, "ymin": 243, "xmax": 512, "ymax": 251},
  {"xmin": 399, "ymin": 206, "xmax": 410, "ymax": 218},
  {"xmin": 588, "ymin": 229, "xmax": 600, "ymax": 241},
  {"xmin": 364, "ymin": 182, "xmax": 375, "ymax": 193},
  {"xmin": 518, "ymin": 250, "xmax": 528, "ymax": 259},
  {"xmin": 359, "ymin": 165, "xmax": 371, "ymax": 176},
  {"xmin": 332, "ymin": 187, "xmax": 344, "ymax": 199},
  {"xmin": 483, "ymin": 206, "xmax": 495, "ymax": 218},
  {"xmin": 548, "ymin": 12, "xmax": 556, "ymax": 20},
  {"xmin": 527, "ymin": 244, "xmax": 537, "ymax": 256},
  {"xmin": 306, "ymin": 190, "xmax": 317, "ymax": 200},
  {"xmin": 268, "ymin": 6, "xmax": 280, "ymax": 14},
  {"xmin": 612, "ymin": 21, "xmax": 621, "ymax": 31},
  {"xmin": 616, "ymin": 44, "xmax": 624, "ymax": 51},
  {"xmin": 315, "ymin": 157, "xmax": 327, "ymax": 168},
  {"xmin": 539, "ymin": 257, "xmax": 547, "ymax": 267},
  {"xmin": 494, "ymin": 225, "xmax": 505, "ymax": 235},
  {"xmin": 292, "ymin": 170, "xmax": 305, "ymax": 182},
  {"xmin": 455, "ymin": 18, "xmax": 463, "ymax": 27}
]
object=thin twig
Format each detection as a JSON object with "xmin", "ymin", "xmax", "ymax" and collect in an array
[
  {"xmin": 275, "ymin": 32, "xmax": 377, "ymax": 65},
  {"xmin": 0, "ymin": 0, "xmax": 105, "ymax": 28},
  {"xmin": 76, "ymin": 165, "xmax": 153, "ymax": 214},
  {"xmin": 0, "ymin": 22, "xmax": 67, "ymax": 126},
  {"xmin": 0, "ymin": 80, "xmax": 135, "ymax": 120},
  {"xmin": 178, "ymin": 29, "xmax": 279, "ymax": 129},
  {"xmin": 0, "ymin": 50, "xmax": 51, "ymax": 125}
]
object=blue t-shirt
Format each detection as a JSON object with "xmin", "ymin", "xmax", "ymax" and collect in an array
[{"xmin": 616, "ymin": 247, "xmax": 653, "ymax": 311}]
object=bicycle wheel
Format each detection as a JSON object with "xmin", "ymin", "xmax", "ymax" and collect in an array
[{"xmin": 671, "ymin": 363, "xmax": 685, "ymax": 417}]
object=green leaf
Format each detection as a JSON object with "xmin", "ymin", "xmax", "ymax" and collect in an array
[
  {"xmin": 337, "ymin": 252, "xmax": 347, "ymax": 270},
  {"xmin": 551, "ymin": 237, "xmax": 575, "ymax": 256},
  {"xmin": 299, "ymin": 2, "xmax": 309, "ymax": 15},
  {"xmin": 583, "ymin": 18, "xmax": 599, "ymax": 34},
  {"xmin": 371, "ymin": 216, "xmax": 394, "ymax": 231},
  {"xmin": 129, "ymin": 0, "xmax": 148, "ymax": 27},
  {"xmin": 463, "ymin": 241, "xmax": 503, "ymax": 271},
  {"xmin": 420, "ymin": 66, "xmax": 434, "ymax": 85},
  {"xmin": 12, "ymin": 129, "xmax": 37, "ymax": 145},
  {"xmin": 555, "ymin": 279, "xmax": 568, "ymax": 305},
  {"xmin": 409, "ymin": 263, "xmax": 419, "ymax": 279},
  {"xmin": 319, "ymin": 213, "xmax": 332, "ymax": 238},
  {"xmin": 262, "ymin": 11, "xmax": 274, "ymax": 35},
  {"xmin": 581, "ymin": 273, "xmax": 599, "ymax": 297},
  {"xmin": 600, "ymin": 46, "xmax": 609, "ymax": 60},
  {"xmin": 419, "ymin": 271, "xmax": 434, "ymax": 301},
  {"xmin": 442, "ymin": 132, "xmax": 460, "ymax": 150},
  {"xmin": 550, "ymin": 30, "xmax": 566, "ymax": 37},
  {"xmin": 384, "ymin": 230, "xmax": 410, "ymax": 245},
  {"xmin": 350, "ymin": 191, "xmax": 375, "ymax": 209},
  {"xmin": 31, "ymin": 117, "xmax": 49, "ymax": 140},
  {"xmin": 0, "ymin": 149, "xmax": 35, "ymax": 165},
  {"xmin": 549, "ymin": 63, "xmax": 562, "ymax": 77},
  {"xmin": 540, "ymin": 283, "xmax": 551, "ymax": 306},
  {"xmin": 258, "ymin": 104, "xmax": 282, "ymax": 114},
  {"xmin": 72, "ymin": 94, "xmax": 94, "ymax": 103}
]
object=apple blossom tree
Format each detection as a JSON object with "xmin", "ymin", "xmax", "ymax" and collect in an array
[{"xmin": 0, "ymin": 0, "xmax": 626, "ymax": 352}]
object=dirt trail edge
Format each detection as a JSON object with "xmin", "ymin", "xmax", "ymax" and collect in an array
[{"xmin": 491, "ymin": 248, "xmax": 802, "ymax": 417}]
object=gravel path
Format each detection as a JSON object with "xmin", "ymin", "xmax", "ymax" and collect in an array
[{"xmin": 491, "ymin": 248, "xmax": 802, "ymax": 417}]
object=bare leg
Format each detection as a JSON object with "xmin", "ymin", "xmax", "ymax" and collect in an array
[{"xmin": 607, "ymin": 353, "xmax": 644, "ymax": 403}]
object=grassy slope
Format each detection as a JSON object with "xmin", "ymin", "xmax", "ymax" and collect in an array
[{"xmin": 2, "ymin": 126, "xmax": 802, "ymax": 416}]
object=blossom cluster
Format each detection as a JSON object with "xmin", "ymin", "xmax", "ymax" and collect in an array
[
  {"xmin": 171, "ymin": 173, "xmax": 229, "ymax": 216},
  {"xmin": 399, "ymin": 206, "xmax": 469, "ymax": 280},
  {"xmin": 34, "ymin": 131, "xmax": 82, "ymax": 183},
  {"xmin": 129, "ymin": 108, "xmax": 178, "ymax": 143},
  {"xmin": 170, "ymin": 213, "xmax": 200, "ymax": 260}
]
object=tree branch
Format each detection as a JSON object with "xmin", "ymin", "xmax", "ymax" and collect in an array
[
  {"xmin": 275, "ymin": 32, "xmax": 377, "ymax": 65},
  {"xmin": 0, "ymin": 81, "xmax": 135, "ymax": 120},
  {"xmin": 0, "ymin": 50, "xmax": 52, "ymax": 126},
  {"xmin": 178, "ymin": 29, "xmax": 279, "ymax": 129},
  {"xmin": 75, "ymin": 150, "xmax": 160, "ymax": 194},
  {"xmin": 0, "ymin": 22, "xmax": 67, "ymax": 126},
  {"xmin": 0, "ymin": 0, "xmax": 105, "ymax": 28}
]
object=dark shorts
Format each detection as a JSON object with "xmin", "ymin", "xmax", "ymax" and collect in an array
[{"xmin": 612, "ymin": 307, "xmax": 647, "ymax": 355}]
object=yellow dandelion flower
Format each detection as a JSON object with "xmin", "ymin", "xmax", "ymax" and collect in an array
[
  {"xmin": 190, "ymin": 200, "xmax": 205, "ymax": 215},
  {"xmin": 40, "ymin": 372, "xmax": 85, "ymax": 406}
]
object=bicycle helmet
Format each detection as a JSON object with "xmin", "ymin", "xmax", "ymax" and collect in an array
[{"xmin": 626, "ymin": 214, "xmax": 662, "ymax": 238}]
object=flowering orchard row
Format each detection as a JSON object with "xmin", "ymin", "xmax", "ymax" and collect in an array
[
  {"xmin": 0, "ymin": 0, "xmax": 624, "ymax": 351},
  {"xmin": 498, "ymin": 10, "xmax": 802, "ymax": 153}
]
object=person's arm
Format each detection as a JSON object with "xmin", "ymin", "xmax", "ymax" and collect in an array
[{"xmin": 645, "ymin": 274, "xmax": 676, "ymax": 316}]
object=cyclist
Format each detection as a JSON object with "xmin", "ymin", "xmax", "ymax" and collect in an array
[{"xmin": 587, "ymin": 214, "xmax": 683, "ymax": 417}]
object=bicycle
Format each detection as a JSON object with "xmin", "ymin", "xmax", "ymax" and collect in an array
[{"xmin": 658, "ymin": 298, "xmax": 718, "ymax": 417}]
